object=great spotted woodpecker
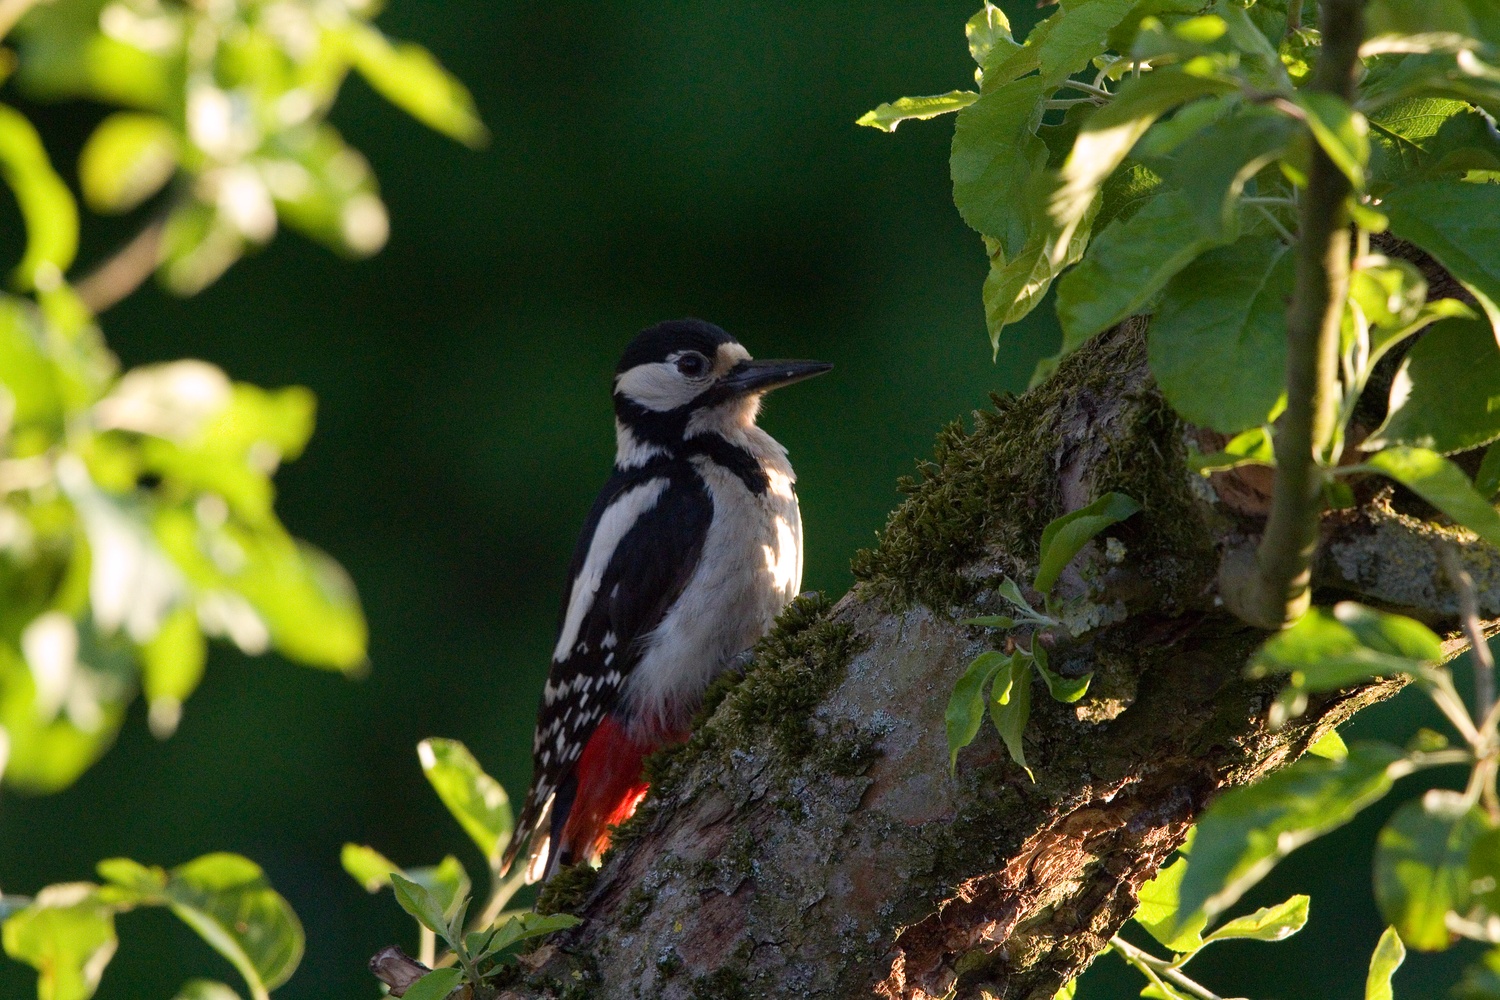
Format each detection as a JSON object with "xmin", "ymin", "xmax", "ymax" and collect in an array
[{"xmin": 500, "ymin": 319, "xmax": 830, "ymax": 882}]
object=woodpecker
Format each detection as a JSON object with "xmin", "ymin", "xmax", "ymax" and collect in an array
[{"xmin": 500, "ymin": 319, "xmax": 831, "ymax": 882}]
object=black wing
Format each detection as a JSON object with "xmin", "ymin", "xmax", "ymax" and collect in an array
[{"xmin": 502, "ymin": 460, "xmax": 711, "ymax": 875}]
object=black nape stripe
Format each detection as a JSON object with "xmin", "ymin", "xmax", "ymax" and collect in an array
[{"xmin": 687, "ymin": 436, "xmax": 769, "ymax": 495}]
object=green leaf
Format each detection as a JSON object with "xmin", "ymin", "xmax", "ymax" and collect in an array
[
  {"xmin": 401, "ymin": 967, "xmax": 464, "ymax": 1000},
  {"xmin": 1, "ymin": 884, "xmax": 117, "ymax": 1000},
  {"xmin": 1177, "ymin": 741, "xmax": 1404, "ymax": 924},
  {"xmin": 1156, "ymin": 105, "xmax": 1298, "ymax": 235},
  {"xmin": 1248, "ymin": 602, "xmax": 1441, "ymax": 692},
  {"xmin": 417, "ymin": 738, "xmax": 515, "ymax": 866},
  {"xmin": 164, "ymin": 854, "xmax": 304, "ymax": 999},
  {"xmin": 77, "ymin": 112, "xmax": 178, "ymax": 214},
  {"xmin": 983, "ymin": 192, "xmax": 1097, "ymax": 354},
  {"xmin": 232, "ymin": 537, "xmax": 367, "ymax": 671},
  {"xmin": 1370, "ymin": 317, "xmax": 1500, "ymax": 454},
  {"xmin": 1034, "ymin": 491, "xmax": 1141, "ymax": 593},
  {"xmin": 1384, "ymin": 179, "xmax": 1500, "ymax": 342},
  {"xmin": 171, "ymin": 981, "xmax": 244, "ymax": 1000},
  {"xmin": 1202, "ymin": 894, "xmax": 1310, "ymax": 944},
  {"xmin": 1374, "ymin": 790, "xmax": 1487, "ymax": 951},
  {"xmin": 405, "ymin": 856, "xmax": 470, "ymax": 927},
  {"xmin": 340, "ymin": 844, "xmax": 400, "ymax": 894},
  {"xmin": 951, "ymin": 78, "xmax": 1050, "ymax": 256},
  {"xmin": 1363, "ymin": 446, "xmax": 1500, "ymax": 549},
  {"xmin": 264, "ymin": 124, "xmax": 388, "ymax": 258},
  {"xmin": 1056, "ymin": 189, "xmax": 1239, "ymax": 359},
  {"xmin": 1051, "ymin": 69, "xmax": 1237, "ymax": 258},
  {"xmin": 96, "ymin": 858, "xmax": 166, "ymax": 901},
  {"xmin": 1148, "ymin": 237, "xmax": 1294, "ymax": 433},
  {"xmin": 1293, "ymin": 92, "xmax": 1370, "ymax": 190},
  {"xmin": 390, "ymin": 873, "xmax": 449, "ymax": 939},
  {"xmin": 998, "ymin": 577, "xmax": 1040, "ymax": 616},
  {"xmin": 963, "ymin": 615, "xmax": 1016, "ymax": 628},
  {"xmin": 1308, "ymin": 729, "xmax": 1350, "ymax": 761},
  {"xmin": 1189, "ymin": 426, "xmax": 1276, "ymax": 474},
  {"xmin": 1458, "ymin": 947, "xmax": 1500, "ymax": 1000},
  {"xmin": 1479, "ymin": 441, "xmax": 1500, "ymax": 500},
  {"xmin": 138, "ymin": 605, "xmax": 206, "ymax": 740},
  {"xmin": 1034, "ymin": 0, "xmax": 1137, "ymax": 88},
  {"xmin": 478, "ymin": 911, "xmax": 582, "ymax": 961},
  {"xmin": 0, "ymin": 104, "xmax": 79, "ymax": 290},
  {"xmin": 947, "ymin": 651, "xmax": 1008, "ymax": 771},
  {"xmin": 1032, "ymin": 640, "xmax": 1092, "ymax": 703},
  {"xmin": 989, "ymin": 653, "xmax": 1033, "ymax": 779},
  {"xmin": 344, "ymin": 25, "xmax": 488, "ymax": 148},
  {"xmin": 1366, "ymin": 926, "xmax": 1407, "ymax": 1000},
  {"xmin": 1135, "ymin": 857, "xmax": 1207, "ymax": 953},
  {"xmin": 967, "ymin": 3, "xmax": 1020, "ymax": 70},
  {"xmin": 857, "ymin": 92, "xmax": 978, "ymax": 132}
]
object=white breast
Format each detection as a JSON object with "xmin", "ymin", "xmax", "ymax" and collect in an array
[{"xmin": 620, "ymin": 425, "xmax": 802, "ymax": 739}]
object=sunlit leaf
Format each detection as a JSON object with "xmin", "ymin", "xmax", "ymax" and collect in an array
[
  {"xmin": 0, "ymin": 104, "xmax": 79, "ymax": 290},
  {"xmin": 138, "ymin": 605, "xmax": 206, "ymax": 740},
  {"xmin": 1363, "ymin": 446, "xmax": 1500, "ymax": 549},
  {"xmin": 1248, "ymin": 602, "xmax": 1440, "ymax": 692},
  {"xmin": 344, "ymin": 25, "xmax": 488, "ymax": 148},
  {"xmin": 1308, "ymin": 729, "xmax": 1350, "ymax": 761},
  {"xmin": 417, "ymin": 738, "xmax": 514, "ymax": 865},
  {"xmin": 1034, "ymin": 491, "xmax": 1140, "ymax": 593},
  {"xmin": 1202, "ymin": 894, "xmax": 1310, "ymax": 944},
  {"xmin": 989, "ymin": 652, "xmax": 1032, "ymax": 779},
  {"xmin": 966, "ymin": 3, "xmax": 1020, "ymax": 71},
  {"xmin": 165, "ymin": 854, "xmax": 304, "ymax": 997},
  {"xmin": 77, "ymin": 112, "xmax": 178, "ymax": 214},
  {"xmin": 1031, "ymin": 640, "xmax": 1091, "ymax": 703},
  {"xmin": 1135, "ymin": 856, "xmax": 1207, "ymax": 953},
  {"xmin": 857, "ymin": 92, "xmax": 977, "ymax": 132},
  {"xmin": 1366, "ymin": 926, "xmax": 1406, "ymax": 1000},
  {"xmin": 1189, "ymin": 426, "xmax": 1276, "ymax": 474},
  {"xmin": 340, "ymin": 844, "xmax": 401, "ymax": 894},
  {"xmin": 1375, "ymin": 790, "xmax": 1486, "ymax": 951},
  {"xmin": 1177, "ymin": 741, "xmax": 1403, "ymax": 925},
  {"xmin": 1293, "ymin": 91, "xmax": 1370, "ymax": 190},
  {"xmin": 1, "ymin": 884, "xmax": 117, "ymax": 1000}
]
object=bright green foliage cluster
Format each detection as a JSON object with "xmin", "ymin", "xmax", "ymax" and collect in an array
[
  {"xmin": 946, "ymin": 491, "xmax": 1139, "ymax": 777},
  {"xmin": 12, "ymin": 0, "xmax": 487, "ymax": 294},
  {"xmin": 343, "ymin": 738, "xmax": 579, "ymax": 997},
  {"xmin": 2, "ymin": 852, "xmax": 303, "ymax": 1000}
]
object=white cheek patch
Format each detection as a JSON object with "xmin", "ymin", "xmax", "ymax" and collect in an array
[{"xmin": 615, "ymin": 361, "xmax": 700, "ymax": 412}]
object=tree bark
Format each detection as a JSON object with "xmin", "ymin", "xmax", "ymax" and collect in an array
[{"xmin": 485, "ymin": 324, "xmax": 1498, "ymax": 1000}]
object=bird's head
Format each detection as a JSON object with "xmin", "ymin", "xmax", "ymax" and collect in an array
[{"xmin": 613, "ymin": 319, "xmax": 830, "ymax": 450}]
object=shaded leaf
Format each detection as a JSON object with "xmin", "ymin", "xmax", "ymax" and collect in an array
[
  {"xmin": 1135, "ymin": 857, "xmax": 1207, "ymax": 953},
  {"xmin": 1189, "ymin": 426, "xmax": 1276, "ymax": 474},
  {"xmin": 417, "ymin": 738, "xmax": 514, "ymax": 865},
  {"xmin": 390, "ymin": 873, "xmax": 449, "ymax": 939},
  {"xmin": 165, "ymin": 854, "xmax": 304, "ymax": 997},
  {"xmin": 1364, "ymin": 446, "xmax": 1500, "ymax": 549},
  {"xmin": 1479, "ymin": 441, "xmax": 1500, "ymax": 500},
  {"xmin": 947, "ymin": 651, "xmax": 1008, "ymax": 771},
  {"xmin": 1248, "ymin": 602, "xmax": 1441, "ymax": 691},
  {"xmin": 1384, "ymin": 179, "xmax": 1500, "ymax": 342},
  {"xmin": 1034, "ymin": 491, "xmax": 1141, "ymax": 592},
  {"xmin": 1177, "ymin": 741, "xmax": 1403, "ymax": 924},
  {"xmin": 1032, "ymin": 641, "xmax": 1091, "ymax": 703},
  {"xmin": 477, "ymin": 911, "xmax": 582, "ymax": 961},
  {"xmin": 172, "ymin": 982, "xmax": 243, "ymax": 1000},
  {"xmin": 1457, "ymin": 947, "xmax": 1500, "ymax": 1000},
  {"xmin": 857, "ymin": 92, "xmax": 977, "ymax": 132},
  {"xmin": 1374, "ymin": 790, "xmax": 1487, "ymax": 951},
  {"xmin": 983, "ymin": 191, "xmax": 1097, "ymax": 355},
  {"xmin": 1370, "ymin": 317, "xmax": 1500, "ymax": 454},
  {"xmin": 404, "ymin": 856, "xmax": 470, "ymax": 926},
  {"xmin": 1294, "ymin": 91, "xmax": 1370, "ymax": 190},
  {"xmin": 401, "ymin": 967, "xmax": 463, "ymax": 1000},
  {"xmin": 989, "ymin": 653, "xmax": 1033, "ymax": 779},
  {"xmin": 951, "ymin": 78, "xmax": 1050, "ymax": 256}
]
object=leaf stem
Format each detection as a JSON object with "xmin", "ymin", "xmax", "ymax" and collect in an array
[
  {"xmin": 1110, "ymin": 935, "xmax": 1224, "ymax": 1000},
  {"xmin": 1056, "ymin": 79, "xmax": 1113, "ymax": 100},
  {"xmin": 1225, "ymin": 0, "xmax": 1366, "ymax": 629}
]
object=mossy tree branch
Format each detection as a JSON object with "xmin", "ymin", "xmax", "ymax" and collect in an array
[
  {"xmin": 1226, "ymin": 0, "xmax": 1366, "ymax": 630},
  {"xmin": 455, "ymin": 325, "xmax": 1497, "ymax": 1000}
]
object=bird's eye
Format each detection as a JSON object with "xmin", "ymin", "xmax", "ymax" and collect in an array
[{"xmin": 676, "ymin": 353, "xmax": 708, "ymax": 377}]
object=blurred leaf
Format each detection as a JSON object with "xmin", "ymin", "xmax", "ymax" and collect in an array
[
  {"xmin": 138, "ymin": 605, "xmax": 205, "ymax": 740},
  {"xmin": 165, "ymin": 854, "xmax": 304, "ymax": 998},
  {"xmin": 989, "ymin": 652, "xmax": 1032, "ymax": 779},
  {"xmin": 1366, "ymin": 925, "xmax": 1406, "ymax": 1000},
  {"xmin": 264, "ymin": 124, "xmax": 389, "ymax": 258},
  {"xmin": 401, "ymin": 967, "xmax": 463, "ymax": 1000},
  {"xmin": 946, "ymin": 651, "xmax": 1006, "ymax": 772},
  {"xmin": 1189, "ymin": 426, "xmax": 1276, "ymax": 474},
  {"xmin": 952, "ymin": 78, "xmax": 1049, "ymax": 256},
  {"xmin": 1056, "ymin": 189, "xmax": 1239, "ymax": 360},
  {"xmin": 1202, "ymin": 894, "xmax": 1310, "ymax": 944},
  {"xmin": 95, "ymin": 858, "xmax": 166, "ymax": 901},
  {"xmin": 1034, "ymin": 491, "xmax": 1140, "ymax": 593},
  {"xmin": 1135, "ymin": 857, "xmax": 1207, "ymax": 953},
  {"xmin": 171, "ymin": 982, "xmax": 243, "ymax": 1000},
  {"xmin": 340, "ymin": 844, "xmax": 400, "ymax": 894},
  {"xmin": 159, "ymin": 200, "xmax": 245, "ymax": 297},
  {"xmin": 0, "ymin": 643, "xmax": 124, "ymax": 795},
  {"xmin": 77, "ymin": 112, "xmax": 178, "ymax": 214},
  {"xmin": 344, "ymin": 24, "xmax": 488, "ymax": 148},
  {"xmin": 1248, "ymin": 602, "xmax": 1440, "ymax": 692},
  {"xmin": 231, "ymin": 537, "xmax": 366, "ymax": 671},
  {"xmin": 1149, "ymin": 237, "xmax": 1294, "ymax": 434},
  {"xmin": 857, "ymin": 92, "xmax": 977, "ymax": 132},
  {"xmin": 418, "ymin": 738, "xmax": 514, "ymax": 865},
  {"xmin": 1459, "ymin": 947, "xmax": 1500, "ymax": 999},
  {"xmin": 0, "ymin": 103, "xmax": 79, "ymax": 290},
  {"xmin": 390, "ymin": 873, "xmax": 448, "ymax": 939},
  {"xmin": 1370, "ymin": 318, "xmax": 1500, "ymax": 455},
  {"xmin": 1, "ymin": 884, "xmax": 117, "ymax": 1000},
  {"xmin": 1308, "ymin": 729, "xmax": 1350, "ymax": 761},
  {"xmin": 1032, "ymin": 640, "xmax": 1091, "ymax": 703},
  {"xmin": 1384, "ymin": 180, "xmax": 1500, "ymax": 341},
  {"xmin": 1480, "ymin": 442, "xmax": 1500, "ymax": 501},
  {"xmin": 1364, "ymin": 446, "xmax": 1500, "ymax": 549},
  {"xmin": 1051, "ymin": 69, "xmax": 1238, "ymax": 257},
  {"xmin": 1293, "ymin": 92, "xmax": 1370, "ymax": 190},
  {"xmin": 1374, "ymin": 790, "xmax": 1486, "ymax": 951},
  {"xmin": 1177, "ymin": 741, "xmax": 1403, "ymax": 925}
]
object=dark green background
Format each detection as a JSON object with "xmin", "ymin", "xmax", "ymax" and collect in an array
[{"xmin": 0, "ymin": 2, "xmax": 1479, "ymax": 997}]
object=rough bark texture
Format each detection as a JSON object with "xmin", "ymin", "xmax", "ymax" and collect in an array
[{"xmin": 487, "ymin": 325, "xmax": 1497, "ymax": 1000}]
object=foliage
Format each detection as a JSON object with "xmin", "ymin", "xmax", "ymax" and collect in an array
[
  {"xmin": 872, "ymin": 0, "xmax": 1500, "ymax": 995},
  {"xmin": 0, "ymin": 0, "xmax": 489, "ymax": 997}
]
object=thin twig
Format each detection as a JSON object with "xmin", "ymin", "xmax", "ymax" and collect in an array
[
  {"xmin": 74, "ymin": 214, "xmax": 169, "ymax": 315},
  {"xmin": 1441, "ymin": 544, "xmax": 1496, "ymax": 726},
  {"xmin": 1255, "ymin": 203, "xmax": 1296, "ymax": 243},
  {"xmin": 1056, "ymin": 78, "xmax": 1113, "ymax": 99},
  {"xmin": 1110, "ymin": 935, "xmax": 1224, "ymax": 1000}
]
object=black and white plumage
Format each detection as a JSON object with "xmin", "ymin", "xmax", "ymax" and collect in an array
[{"xmin": 500, "ymin": 319, "xmax": 830, "ymax": 881}]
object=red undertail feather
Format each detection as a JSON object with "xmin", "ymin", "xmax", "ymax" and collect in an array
[{"xmin": 560, "ymin": 716, "xmax": 682, "ymax": 866}]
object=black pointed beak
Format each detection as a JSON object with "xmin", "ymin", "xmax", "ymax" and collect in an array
[{"xmin": 720, "ymin": 359, "xmax": 832, "ymax": 397}]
